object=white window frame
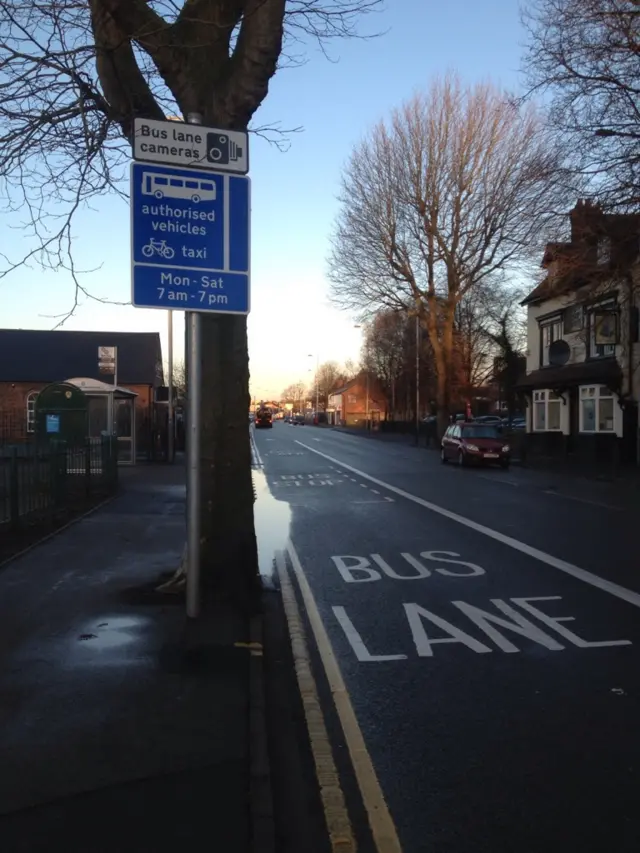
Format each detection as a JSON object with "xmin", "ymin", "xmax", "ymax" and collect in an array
[
  {"xmin": 579, "ymin": 385, "xmax": 616, "ymax": 433},
  {"xmin": 539, "ymin": 316, "xmax": 563, "ymax": 367},
  {"xmin": 532, "ymin": 389, "xmax": 562, "ymax": 432},
  {"xmin": 26, "ymin": 391, "xmax": 38, "ymax": 433}
]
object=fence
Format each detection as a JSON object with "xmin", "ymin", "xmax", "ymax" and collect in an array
[{"xmin": 0, "ymin": 437, "xmax": 118, "ymax": 533}]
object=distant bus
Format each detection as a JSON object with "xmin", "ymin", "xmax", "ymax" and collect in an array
[
  {"xmin": 255, "ymin": 408, "xmax": 273, "ymax": 429},
  {"xmin": 141, "ymin": 172, "xmax": 216, "ymax": 203}
]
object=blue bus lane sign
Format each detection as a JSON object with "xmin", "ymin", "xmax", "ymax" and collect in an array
[{"xmin": 130, "ymin": 162, "xmax": 250, "ymax": 313}]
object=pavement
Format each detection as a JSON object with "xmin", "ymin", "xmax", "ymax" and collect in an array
[
  {"xmin": 253, "ymin": 421, "xmax": 640, "ymax": 853},
  {"xmin": 0, "ymin": 462, "xmax": 254, "ymax": 852}
]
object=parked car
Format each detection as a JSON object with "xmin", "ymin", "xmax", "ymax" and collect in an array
[
  {"xmin": 293, "ymin": 415, "xmax": 305, "ymax": 425},
  {"xmin": 501, "ymin": 416, "xmax": 526, "ymax": 431},
  {"xmin": 441, "ymin": 422, "xmax": 510, "ymax": 468},
  {"xmin": 474, "ymin": 415, "xmax": 503, "ymax": 426}
]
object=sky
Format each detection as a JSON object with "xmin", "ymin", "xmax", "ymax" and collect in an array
[{"xmin": 0, "ymin": 0, "xmax": 525, "ymax": 401}]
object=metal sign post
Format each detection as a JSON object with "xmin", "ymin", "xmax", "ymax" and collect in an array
[
  {"xmin": 167, "ymin": 311, "xmax": 174, "ymax": 463},
  {"xmin": 185, "ymin": 111, "xmax": 203, "ymax": 620},
  {"xmin": 186, "ymin": 304, "xmax": 202, "ymax": 618},
  {"xmin": 130, "ymin": 113, "xmax": 250, "ymax": 620}
]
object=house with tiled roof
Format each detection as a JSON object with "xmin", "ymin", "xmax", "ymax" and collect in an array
[
  {"xmin": 517, "ymin": 199, "xmax": 640, "ymax": 470},
  {"xmin": 0, "ymin": 329, "xmax": 165, "ymax": 461},
  {"xmin": 327, "ymin": 373, "xmax": 387, "ymax": 427}
]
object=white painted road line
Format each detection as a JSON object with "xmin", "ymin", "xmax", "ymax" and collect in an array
[
  {"xmin": 350, "ymin": 500, "xmax": 395, "ymax": 505},
  {"xmin": 286, "ymin": 541, "xmax": 403, "ymax": 853},
  {"xmin": 249, "ymin": 428, "xmax": 264, "ymax": 468},
  {"xmin": 295, "ymin": 440, "xmax": 640, "ymax": 610}
]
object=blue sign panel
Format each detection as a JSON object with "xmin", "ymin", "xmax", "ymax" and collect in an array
[
  {"xmin": 130, "ymin": 163, "xmax": 250, "ymax": 313},
  {"xmin": 46, "ymin": 414, "xmax": 60, "ymax": 434}
]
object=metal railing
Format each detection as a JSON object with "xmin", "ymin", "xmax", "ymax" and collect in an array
[{"xmin": 0, "ymin": 437, "xmax": 118, "ymax": 530}]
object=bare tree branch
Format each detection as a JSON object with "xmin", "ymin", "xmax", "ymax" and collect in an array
[
  {"xmin": 522, "ymin": 0, "xmax": 640, "ymax": 208},
  {"xmin": 0, "ymin": 0, "xmax": 383, "ymax": 321},
  {"xmin": 329, "ymin": 73, "xmax": 573, "ymax": 430}
]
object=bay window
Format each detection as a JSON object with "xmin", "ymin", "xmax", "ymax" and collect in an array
[
  {"xmin": 533, "ymin": 390, "xmax": 562, "ymax": 431},
  {"xmin": 579, "ymin": 385, "xmax": 615, "ymax": 433}
]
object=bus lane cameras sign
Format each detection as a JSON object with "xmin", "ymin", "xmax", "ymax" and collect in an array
[
  {"xmin": 133, "ymin": 117, "xmax": 248, "ymax": 174},
  {"xmin": 130, "ymin": 162, "xmax": 250, "ymax": 314}
]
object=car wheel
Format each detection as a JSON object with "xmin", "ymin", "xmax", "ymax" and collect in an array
[
  {"xmin": 457, "ymin": 451, "xmax": 466, "ymax": 467},
  {"xmin": 500, "ymin": 459, "xmax": 510, "ymax": 469},
  {"xmin": 440, "ymin": 448, "xmax": 448, "ymax": 464}
]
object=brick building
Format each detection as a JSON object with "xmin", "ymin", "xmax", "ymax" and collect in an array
[
  {"xmin": 0, "ymin": 329, "xmax": 164, "ymax": 461},
  {"xmin": 327, "ymin": 374, "xmax": 387, "ymax": 426}
]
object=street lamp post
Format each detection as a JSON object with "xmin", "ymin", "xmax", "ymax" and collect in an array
[
  {"xmin": 353, "ymin": 325, "xmax": 370, "ymax": 430},
  {"xmin": 308, "ymin": 353, "xmax": 320, "ymax": 417}
]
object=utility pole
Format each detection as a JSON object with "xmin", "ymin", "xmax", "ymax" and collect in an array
[
  {"xmin": 185, "ymin": 112, "xmax": 202, "ymax": 620},
  {"xmin": 308, "ymin": 353, "xmax": 320, "ymax": 418}
]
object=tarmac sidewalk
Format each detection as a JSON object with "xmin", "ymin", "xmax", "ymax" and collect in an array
[{"xmin": 0, "ymin": 462, "xmax": 260, "ymax": 852}]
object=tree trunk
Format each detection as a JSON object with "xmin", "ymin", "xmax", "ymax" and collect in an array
[
  {"xmin": 198, "ymin": 312, "xmax": 260, "ymax": 613},
  {"xmin": 427, "ymin": 306, "xmax": 454, "ymax": 437}
]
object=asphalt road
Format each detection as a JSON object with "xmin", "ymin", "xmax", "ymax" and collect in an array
[{"xmin": 253, "ymin": 422, "xmax": 640, "ymax": 853}]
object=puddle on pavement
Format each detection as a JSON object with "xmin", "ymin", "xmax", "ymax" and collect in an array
[
  {"xmin": 253, "ymin": 469, "xmax": 291, "ymax": 587},
  {"xmin": 75, "ymin": 615, "xmax": 150, "ymax": 650}
]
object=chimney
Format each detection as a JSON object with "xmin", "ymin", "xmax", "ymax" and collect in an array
[{"xmin": 569, "ymin": 197, "xmax": 602, "ymax": 245}]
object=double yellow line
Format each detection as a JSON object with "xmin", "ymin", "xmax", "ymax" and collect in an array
[{"xmin": 276, "ymin": 544, "xmax": 402, "ymax": 853}]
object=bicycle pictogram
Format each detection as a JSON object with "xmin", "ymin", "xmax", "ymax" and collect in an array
[{"xmin": 142, "ymin": 238, "xmax": 175, "ymax": 259}]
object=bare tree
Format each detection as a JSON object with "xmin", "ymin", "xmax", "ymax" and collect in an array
[
  {"xmin": 363, "ymin": 310, "xmax": 407, "ymax": 416},
  {"xmin": 453, "ymin": 287, "xmax": 497, "ymax": 398},
  {"xmin": 329, "ymin": 74, "xmax": 570, "ymax": 434},
  {"xmin": 522, "ymin": 0, "xmax": 640, "ymax": 208},
  {"xmin": 486, "ymin": 306, "xmax": 527, "ymax": 424},
  {"xmin": 0, "ymin": 0, "xmax": 382, "ymax": 613},
  {"xmin": 164, "ymin": 358, "xmax": 187, "ymax": 399},
  {"xmin": 453, "ymin": 281, "xmax": 528, "ymax": 402},
  {"xmin": 281, "ymin": 381, "xmax": 307, "ymax": 409},
  {"xmin": 342, "ymin": 357, "xmax": 358, "ymax": 380},
  {"xmin": 312, "ymin": 360, "xmax": 346, "ymax": 408}
]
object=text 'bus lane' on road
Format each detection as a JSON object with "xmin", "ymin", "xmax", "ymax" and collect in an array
[{"xmin": 288, "ymin": 525, "xmax": 640, "ymax": 668}]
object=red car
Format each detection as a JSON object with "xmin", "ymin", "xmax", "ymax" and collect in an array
[{"xmin": 441, "ymin": 422, "xmax": 510, "ymax": 468}]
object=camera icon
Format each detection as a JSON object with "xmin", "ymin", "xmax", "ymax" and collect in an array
[{"xmin": 206, "ymin": 132, "xmax": 243, "ymax": 165}]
